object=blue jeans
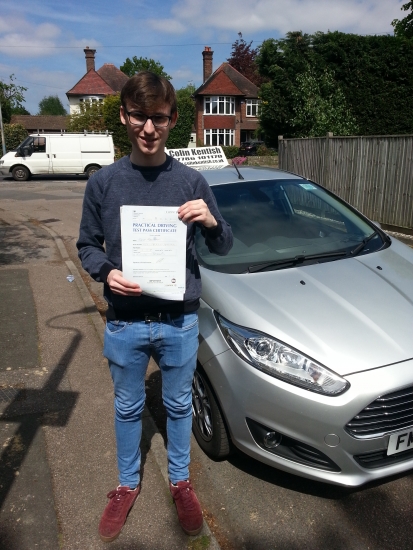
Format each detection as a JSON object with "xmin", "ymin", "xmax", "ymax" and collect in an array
[{"xmin": 103, "ymin": 312, "xmax": 199, "ymax": 488}]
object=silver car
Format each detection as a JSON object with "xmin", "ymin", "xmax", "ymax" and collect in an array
[{"xmin": 191, "ymin": 166, "xmax": 413, "ymax": 487}]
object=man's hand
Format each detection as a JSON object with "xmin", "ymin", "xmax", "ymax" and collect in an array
[
  {"xmin": 107, "ymin": 269, "xmax": 142, "ymax": 296},
  {"xmin": 178, "ymin": 199, "xmax": 217, "ymax": 228}
]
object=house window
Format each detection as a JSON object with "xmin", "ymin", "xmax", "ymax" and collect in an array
[
  {"xmin": 78, "ymin": 96, "xmax": 104, "ymax": 105},
  {"xmin": 204, "ymin": 96, "xmax": 235, "ymax": 115},
  {"xmin": 246, "ymin": 99, "xmax": 261, "ymax": 117},
  {"xmin": 204, "ymin": 129, "xmax": 234, "ymax": 146}
]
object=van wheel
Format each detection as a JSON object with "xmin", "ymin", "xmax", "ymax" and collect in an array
[
  {"xmin": 192, "ymin": 366, "xmax": 232, "ymax": 459},
  {"xmin": 86, "ymin": 165, "xmax": 100, "ymax": 179},
  {"xmin": 12, "ymin": 166, "xmax": 31, "ymax": 181}
]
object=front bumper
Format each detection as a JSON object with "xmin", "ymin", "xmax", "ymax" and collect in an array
[{"xmin": 198, "ymin": 309, "xmax": 413, "ymax": 486}]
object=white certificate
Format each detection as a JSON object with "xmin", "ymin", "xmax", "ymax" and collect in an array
[{"xmin": 120, "ymin": 205, "xmax": 187, "ymax": 300}]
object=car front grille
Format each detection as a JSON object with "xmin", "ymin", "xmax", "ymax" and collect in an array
[
  {"xmin": 354, "ymin": 448, "xmax": 413, "ymax": 469},
  {"xmin": 345, "ymin": 385, "xmax": 413, "ymax": 438}
]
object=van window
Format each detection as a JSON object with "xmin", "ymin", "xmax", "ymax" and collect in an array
[{"xmin": 32, "ymin": 137, "xmax": 46, "ymax": 153}]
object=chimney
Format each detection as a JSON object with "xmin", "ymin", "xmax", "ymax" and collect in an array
[
  {"xmin": 202, "ymin": 46, "xmax": 213, "ymax": 82},
  {"xmin": 84, "ymin": 47, "xmax": 96, "ymax": 72}
]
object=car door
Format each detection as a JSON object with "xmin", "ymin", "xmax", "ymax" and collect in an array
[
  {"xmin": 49, "ymin": 136, "xmax": 82, "ymax": 174},
  {"xmin": 24, "ymin": 136, "xmax": 52, "ymax": 174}
]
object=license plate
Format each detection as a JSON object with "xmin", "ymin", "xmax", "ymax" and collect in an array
[{"xmin": 387, "ymin": 428, "xmax": 413, "ymax": 456}]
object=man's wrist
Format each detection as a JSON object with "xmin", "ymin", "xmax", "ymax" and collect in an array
[
  {"xmin": 204, "ymin": 217, "xmax": 218, "ymax": 229},
  {"xmin": 204, "ymin": 219, "xmax": 223, "ymax": 238},
  {"xmin": 100, "ymin": 263, "xmax": 116, "ymax": 284}
]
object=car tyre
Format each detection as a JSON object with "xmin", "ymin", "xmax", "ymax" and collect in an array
[
  {"xmin": 86, "ymin": 165, "xmax": 101, "ymax": 179},
  {"xmin": 12, "ymin": 165, "xmax": 31, "ymax": 181},
  {"xmin": 192, "ymin": 366, "xmax": 232, "ymax": 458}
]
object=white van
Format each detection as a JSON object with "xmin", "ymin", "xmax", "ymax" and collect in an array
[{"xmin": 0, "ymin": 132, "xmax": 115, "ymax": 181}]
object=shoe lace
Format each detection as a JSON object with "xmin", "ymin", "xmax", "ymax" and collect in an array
[
  {"xmin": 106, "ymin": 487, "xmax": 131, "ymax": 518},
  {"xmin": 178, "ymin": 484, "xmax": 197, "ymax": 512}
]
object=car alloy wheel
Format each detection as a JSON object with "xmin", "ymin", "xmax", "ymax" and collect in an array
[
  {"xmin": 12, "ymin": 165, "xmax": 31, "ymax": 181},
  {"xmin": 191, "ymin": 367, "xmax": 231, "ymax": 458},
  {"xmin": 86, "ymin": 164, "xmax": 100, "ymax": 179}
]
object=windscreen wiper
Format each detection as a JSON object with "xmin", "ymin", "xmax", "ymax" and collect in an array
[
  {"xmin": 350, "ymin": 230, "xmax": 379, "ymax": 256},
  {"xmin": 248, "ymin": 251, "xmax": 349, "ymax": 273}
]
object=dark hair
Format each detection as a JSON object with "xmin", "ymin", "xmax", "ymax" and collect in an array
[{"xmin": 121, "ymin": 71, "xmax": 177, "ymax": 115}]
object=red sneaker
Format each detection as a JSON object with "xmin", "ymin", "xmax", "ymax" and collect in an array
[
  {"xmin": 98, "ymin": 485, "xmax": 140, "ymax": 542},
  {"xmin": 170, "ymin": 480, "xmax": 203, "ymax": 536}
]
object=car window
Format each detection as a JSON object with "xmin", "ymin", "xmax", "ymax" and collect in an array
[
  {"xmin": 195, "ymin": 179, "xmax": 386, "ymax": 274},
  {"xmin": 18, "ymin": 136, "xmax": 46, "ymax": 155},
  {"xmin": 32, "ymin": 137, "xmax": 46, "ymax": 153}
]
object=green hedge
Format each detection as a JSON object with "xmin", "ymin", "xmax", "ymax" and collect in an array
[
  {"xmin": 257, "ymin": 32, "xmax": 413, "ymax": 142},
  {"xmin": 0, "ymin": 123, "xmax": 28, "ymax": 152},
  {"xmin": 166, "ymin": 95, "xmax": 195, "ymax": 149},
  {"xmin": 221, "ymin": 146, "xmax": 239, "ymax": 159}
]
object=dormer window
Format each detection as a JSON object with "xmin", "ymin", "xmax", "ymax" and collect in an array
[{"xmin": 204, "ymin": 96, "xmax": 235, "ymax": 115}]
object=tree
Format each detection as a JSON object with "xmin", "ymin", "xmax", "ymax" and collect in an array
[
  {"xmin": 227, "ymin": 33, "xmax": 263, "ymax": 86},
  {"xmin": 38, "ymin": 95, "xmax": 67, "ymax": 116},
  {"xmin": 67, "ymin": 96, "xmax": 131, "ymax": 157},
  {"xmin": 166, "ymin": 86, "xmax": 196, "ymax": 149},
  {"xmin": 11, "ymin": 106, "xmax": 30, "ymax": 116},
  {"xmin": 102, "ymin": 94, "xmax": 130, "ymax": 157},
  {"xmin": 257, "ymin": 31, "xmax": 413, "ymax": 142},
  {"xmin": 0, "ymin": 123, "xmax": 28, "ymax": 152},
  {"xmin": 120, "ymin": 57, "xmax": 171, "ymax": 79},
  {"xmin": 67, "ymin": 102, "xmax": 106, "ymax": 133},
  {"xmin": 289, "ymin": 66, "xmax": 358, "ymax": 137},
  {"xmin": 175, "ymin": 83, "xmax": 196, "ymax": 101},
  {"xmin": 0, "ymin": 75, "xmax": 27, "ymax": 123},
  {"xmin": 310, "ymin": 31, "xmax": 413, "ymax": 135},
  {"xmin": 392, "ymin": 1, "xmax": 413, "ymax": 38},
  {"xmin": 257, "ymin": 32, "xmax": 313, "ymax": 143}
]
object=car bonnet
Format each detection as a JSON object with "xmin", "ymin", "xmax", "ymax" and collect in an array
[{"xmin": 200, "ymin": 241, "xmax": 413, "ymax": 376}]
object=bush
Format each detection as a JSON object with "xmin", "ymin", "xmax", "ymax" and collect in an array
[
  {"xmin": 221, "ymin": 145, "xmax": 239, "ymax": 159},
  {"xmin": 166, "ymin": 95, "xmax": 195, "ymax": 149},
  {"xmin": 256, "ymin": 145, "xmax": 277, "ymax": 156},
  {"xmin": 67, "ymin": 103, "xmax": 105, "ymax": 133},
  {"xmin": 102, "ymin": 95, "xmax": 131, "ymax": 157},
  {"xmin": 0, "ymin": 123, "xmax": 28, "ymax": 151}
]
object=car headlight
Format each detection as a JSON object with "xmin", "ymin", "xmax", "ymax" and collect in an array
[
  {"xmin": 0, "ymin": 160, "xmax": 4, "ymax": 165},
  {"xmin": 215, "ymin": 313, "xmax": 350, "ymax": 396}
]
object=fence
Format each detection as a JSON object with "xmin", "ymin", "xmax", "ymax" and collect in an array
[{"xmin": 278, "ymin": 133, "xmax": 413, "ymax": 230}]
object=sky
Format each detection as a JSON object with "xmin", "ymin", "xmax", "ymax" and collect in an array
[{"xmin": 0, "ymin": 0, "xmax": 405, "ymax": 115}]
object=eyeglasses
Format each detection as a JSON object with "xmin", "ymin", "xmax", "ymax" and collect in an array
[{"xmin": 125, "ymin": 110, "xmax": 172, "ymax": 128}]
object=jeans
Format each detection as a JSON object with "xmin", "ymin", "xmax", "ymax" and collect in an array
[{"xmin": 103, "ymin": 312, "xmax": 199, "ymax": 488}]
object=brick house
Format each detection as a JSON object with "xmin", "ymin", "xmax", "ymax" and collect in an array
[
  {"xmin": 194, "ymin": 47, "xmax": 260, "ymax": 148},
  {"xmin": 66, "ymin": 48, "xmax": 128, "ymax": 114}
]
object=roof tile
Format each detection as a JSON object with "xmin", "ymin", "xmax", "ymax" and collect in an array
[
  {"xmin": 67, "ymin": 69, "xmax": 116, "ymax": 96},
  {"xmin": 195, "ymin": 63, "xmax": 258, "ymax": 98},
  {"xmin": 97, "ymin": 64, "xmax": 129, "ymax": 92},
  {"xmin": 10, "ymin": 115, "xmax": 68, "ymax": 131}
]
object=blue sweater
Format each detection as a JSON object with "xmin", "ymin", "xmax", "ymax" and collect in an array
[{"xmin": 77, "ymin": 155, "xmax": 233, "ymax": 319}]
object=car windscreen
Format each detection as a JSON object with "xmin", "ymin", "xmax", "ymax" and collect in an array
[{"xmin": 195, "ymin": 179, "xmax": 388, "ymax": 274}]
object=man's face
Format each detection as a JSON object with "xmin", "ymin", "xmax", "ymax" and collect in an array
[{"xmin": 120, "ymin": 102, "xmax": 177, "ymax": 166}]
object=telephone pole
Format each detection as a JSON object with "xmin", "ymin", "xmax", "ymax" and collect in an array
[{"xmin": 0, "ymin": 99, "xmax": 6, "ymax": 156}]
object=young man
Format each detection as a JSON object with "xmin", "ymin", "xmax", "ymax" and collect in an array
[{"xmin": 77, "ymin": 72, "xmax": 233, "ymax": 542}]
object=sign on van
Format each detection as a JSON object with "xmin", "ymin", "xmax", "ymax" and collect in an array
[{"xmin": 166, "ymin": 146, "xmax": 228, "ymax": 170}]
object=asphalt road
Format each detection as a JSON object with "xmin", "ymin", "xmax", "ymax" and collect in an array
[{"xmin": 1, "ymin": 174, "xmax": 412, "ymax": 550}]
